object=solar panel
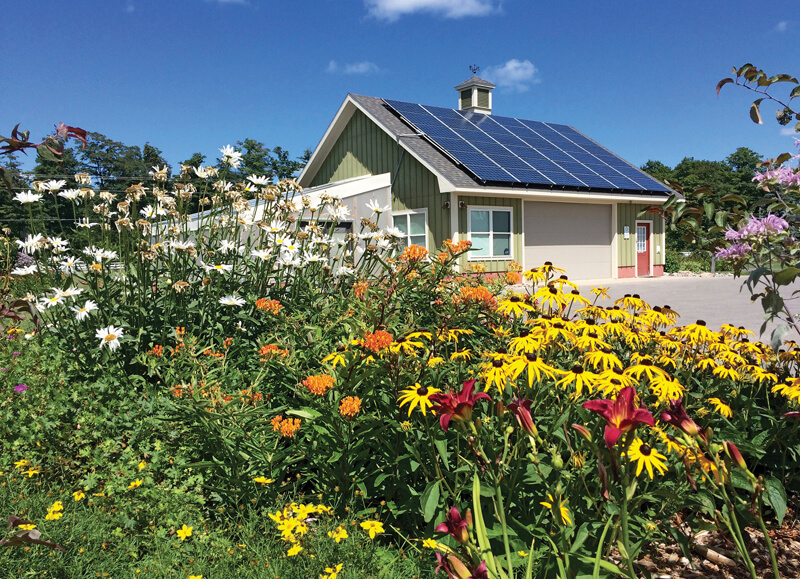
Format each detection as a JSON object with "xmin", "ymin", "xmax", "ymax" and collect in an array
[{"xmin": 383, "ymin": 98, "xmax": 671, "ymax": 192}]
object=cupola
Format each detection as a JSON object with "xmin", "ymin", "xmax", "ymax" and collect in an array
[{"xmin": 455, "ymin": 72, "xmax": 495, "ymax": 115}]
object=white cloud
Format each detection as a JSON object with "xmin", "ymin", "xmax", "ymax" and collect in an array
[
  {"xmin": 326, "ymin": 60, "xmax": 380, "ymax": 75},
  {"xmin": 365, "ymin": 0, "xmax": 499, "ymax": 21},
  {"xmin": 483, "ymin": 59, "xmax": 539, "ymax": 92},
  {"xmin": 780, "ymin": 127, "xmax": 799, "ymax": 136},
  {"xmin": 775, "ymin": 20, "xmax": 789, "ymax": 32}
]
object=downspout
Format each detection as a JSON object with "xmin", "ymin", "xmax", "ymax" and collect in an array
[{"xmin": 391, "ymin": 133, "xmax": 424, "ymax": 189}]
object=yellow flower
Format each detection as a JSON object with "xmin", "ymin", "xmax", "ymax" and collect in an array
[
  {"xmin": 707, "ymin": 397, "xmax": 733, "ymax": 419},
  {"xmin": 320, "ymin": 563, "xmax": 343, "ymax": 579},
  {"xmin": 518, "ymin": 550, "xmax": 529, "ymax": 557},
  {"xmin": 450, "ymin": 349, "xmax": 472, "ymax": 362},
  {"xmin": 540, "ymin": 494, "xmax": 572, "ymax": 526},
  {"xmin": 22, "ymin": 467, "xmax": 41, "ymax": 477},
  {"xmin": 427, "ymin": 356, "xmax": 445, "ymax": 368},
  {"xmin": 627, "ymin": 438, "xmax": 668, "ymax": 479},
  {"xmin": 73, "ymin": 490, "xmax": 85, "ymax": 501},
  {"xmin": 422, "ymin": 538, "xmax": 439, "ymax": 549},
  {"xmin": 397, "ymin": 384, "xmax": 441, "ymax": 417},
  {"xmin": 328, "ymin": 525, "xmax": 348, "ymax": 543},
  {"xmin": 254, "ymin": 476, "xmax": 274, "ymax": 485},
  {"xmin": 177, "ymin": 524, "xmax": 193, "ymax": 541},
  {"xmin": 287, "ymin": 544, "xmax": 303, "ymax": 556},
  {"xmin": 18, "ymin": 524, "xmax": 36, "ymax": 531},
  {"xmin": 360, "ymin": 520, "xmax": 384, "ymax": 539},
  {"xmin": 128, "ymin": 479, "xmax": 143, "ymax": 490},
  {"xmin": 590, "ymin": 286, "xmax": 610, "ymax": 300},
  {"xmin": 45, "ymin": 501, "xmax": 64, "ymax": 521},
  {"xmin": 138, "ymin": 461, "xmax": 147, "ymax": 471},
  {"xmin": 13, "ymin": 459, "xmax": 30, "ymax": 469},
  {"xmin": 188, "ymin": 576, "xmax": 203, "ymax": 579}
]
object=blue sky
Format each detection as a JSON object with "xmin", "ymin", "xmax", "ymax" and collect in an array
[{"xmin": 2, "ymin": 0, "xmax": 798, "ymax": 175}]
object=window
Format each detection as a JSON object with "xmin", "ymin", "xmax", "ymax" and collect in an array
[
  {"xmin": 393, "ymin": 211, "xmax": 428, "ymax": 249},
  {"xmin": 469, "ymin": 208, "xmax": 512, "ymax": 259}
]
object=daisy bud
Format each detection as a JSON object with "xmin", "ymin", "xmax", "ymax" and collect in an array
[{"xmin": 572, "ymin": 424, "xmax": 592, "ymax": 442}]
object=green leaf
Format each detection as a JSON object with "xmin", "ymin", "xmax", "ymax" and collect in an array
[
  {"xmin": 703, "ymin": 202, "xmax": 715, "ymax": 221},
  {"xmin": 434, "ymin": 438, "xmax": 450, "ymax": 470},
  {"xmin": 750, "ymin": 99, "xmax": 765, "ymax": 124},
  {"xmin": 420, "ymin": 479, "xmax": 441, "ymax": 523},
  {"xmin": 770, "ymin": 324, "xmax": 790, "ymax": 352},
  {"xmin": 693, "ymin": 492, "xmax": 716, "ymax": 517},
  {"xmin": 764, "ymin": 477, "xmax": 787, "ymax": 525},
  {"xmin": 569, "ymin": 522, "xmax": 590, "ymax": 553},
  {"xmin": 773, "ymin": 267, "xmax": 800, "ymax": 286}
]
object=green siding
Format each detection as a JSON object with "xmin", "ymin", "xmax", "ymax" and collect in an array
[
  {"xmin": 457, "ymin": 196, "xmax": 522, "ymax": 273},
  {"xmin": 617, "ymin": 203, "xmax": 665, "ymax": 267},
  {"xmin": 308, "ymin": 110, "xmax": 450, "ymax": 249}
]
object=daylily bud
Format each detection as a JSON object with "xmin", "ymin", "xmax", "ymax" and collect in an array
[
  {"xmin": 464, "ymin": 509, "xmax": 473, "ymax": 530},
  {"xmin": 572, "ymin": 424, "xmax": 592, "ymax": 442},
  {"xmin": 723, "ymin": 441, "xmax": 748, "ymax": 471},
  {"xmin": 448, "ymin": 555, "xmax": 473, "ymax": 579}
]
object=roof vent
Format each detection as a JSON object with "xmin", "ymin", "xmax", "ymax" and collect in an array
[{"xmin": 455, "ymin": 70, "xmax": 495, "ymax": 115}]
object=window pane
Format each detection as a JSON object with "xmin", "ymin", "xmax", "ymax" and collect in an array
[
  {"xmin": 410, "ymin": 234, "xmax": 427, "ymax": 247},
  {"xmin": 493, "ymin": 234, "xmax": 511, "ymax": 257},
  {"xmin": 393, "ymin": 215, "xmax": 408, "ymax": 235},
  {"xmin": 493, "ymin": 210, "xmax": 511, "ymax": 233},
  {"xmin": 396, "ymin": 236, "xmax": 408, "ymax": 249},
  {"xmin": 472, "ymin": 234, "xmax": 490, "ymax": 256},
  {"xmin": 471, "ymin": 211, "xmax": 490, "ymax": 232},
  {"xmin": 409, "ymin": 213, "xmax": 426, "ymax": 236}
]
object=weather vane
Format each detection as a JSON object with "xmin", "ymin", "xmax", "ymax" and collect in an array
[{"xmin": 469, "ymin": 64, "xmax": 480, "ymax": 75}]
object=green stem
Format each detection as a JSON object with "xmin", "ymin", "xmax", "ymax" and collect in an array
[
  {"xmin": 492, "ymin": 478, "xmax": 514, "ymax": 577},
  {"xmin": 619, "ymin": 487, "xmax": 637, "ymax": 579},
  {"xmin": 755, "ymin": 496, "xmax": 781, "ymax": 579}
]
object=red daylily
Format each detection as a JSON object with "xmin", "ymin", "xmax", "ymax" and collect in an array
[
  {"xmin": 429, "ymin": 379, "xmax": 491, "ymax": 432},
  {"xmin": 435, "ymin": 506, "xmax": 471, "ymax": 544},
  {"xmin": 582, "ymin": 387, "xmax": 654, "ymax": 448},
  {"xmin": 434, "ymin": 552, "xmax": 488, "ymax": 579},
  {"xmin": 507, "ymin": 398, "xmax": 537, "ymax": 437},
  {"xmin": 661, "ymin": 397, "xmax": 703, "ymax": 439}
]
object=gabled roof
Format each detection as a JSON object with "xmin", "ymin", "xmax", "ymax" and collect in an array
[
  {"xmin": 454, "ymin": 75, "xmax": 496, "ymax": 90},
  {"xmin": 299, "ymin": 94, "xmax": 672, "ymax": 200}
]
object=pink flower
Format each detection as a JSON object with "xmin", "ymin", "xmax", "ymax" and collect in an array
[
  {"xmin": 582, "ymin": 387, "xmax": 654, "ymax": 448},
  {"xmin": 429, "ymin": 379, "xmax": 491, "ymax": 432},
  {"xmin": 14, "ymin": 384, "xmax": 28, "ymax": 392}
]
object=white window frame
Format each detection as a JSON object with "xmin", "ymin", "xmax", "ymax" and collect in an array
[
  {"xmin": 467, "ymin": 205, "xmax": 513, "ymax": 261},
  {"xmin": 392, "ymin": 208, "xmax": 429, "ymax": 250}
]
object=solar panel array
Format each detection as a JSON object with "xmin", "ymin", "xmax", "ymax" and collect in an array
[{"xmin": 383, "ymin": 99, "xmax": 670, "ymax": 193}]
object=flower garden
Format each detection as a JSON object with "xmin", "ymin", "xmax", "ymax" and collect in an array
[{"xmin": 1, "ymin": 152, "xmax": 799, "ymax": 578}]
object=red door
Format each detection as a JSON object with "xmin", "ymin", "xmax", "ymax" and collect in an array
[{"xmin": 636, "ymin": 223, "xmax": 650, "ymax": 276}]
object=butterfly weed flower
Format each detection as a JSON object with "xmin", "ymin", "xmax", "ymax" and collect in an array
[{"xmin": 338, "ymin": 396, "xmax": 362, "ymax": 419}]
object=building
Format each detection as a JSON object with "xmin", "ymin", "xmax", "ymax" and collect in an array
[{"xmin": 298, "ymin": 75, "xmax": 672, "ymax": 280}]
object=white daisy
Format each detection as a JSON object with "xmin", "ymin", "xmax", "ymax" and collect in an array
[
  {"xmin": 71, "ymin": 300, "xmax": 98, "ymax": 321},
  {"xmin": 76, "ymin": 218, "xmax": 99, "ymax": 228},
  {"xmin": 204, "ymin": 263, "xmax": 233, "ymax": 273},
  {"xmin": 247, "ymin": 175, "xmax": 270, "ymax": 186},
  {"xmin": 43, "ymin": 179, "xmax": 66, "ymax": 192},
  {"xmin": 13, "ymin": 190, "xmax": 43, "ymax": 204},
  {"xmin": 16, "ymin": 233, "xmax": 44, "ymax": 255},
  {"xmin": 384, "ymin": 226, "xmax": 404, "ymax": 238},
  {"xmin": 219, "ymin": 145, "xmax": 243, "ymax": 169},
  {"xmin": 96, "ymin": 325, "xmax": 124, "ymax": 351},
  {"xmin": 57, "ymin": 189, "xmax": 81, "ymax": 202},
  {"xmin": 59, "ymin": 256, "xmax": 83, "ymax": 274},
  {"xmin": 219, "ymin": 295, "xmax": 245, "ymax": 307},
  {"xmin": 251, "ymin": 249, "xmax": 272, "ymax": 260},
  {"xmin": 11, "ymin": 264, "xmax": 38, "ymax": 276},
  {"xmin": 328, "ymin": 204, "xmax": 351, "ymax": 220},
  {"xmin": 366, "ymin": 199, "xmax": 390, "ymax": 214}
]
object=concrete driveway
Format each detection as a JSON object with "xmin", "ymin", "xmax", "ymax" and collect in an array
[{"xmin": 564, "ymin": 275, "xmax": 799, "ymax": 341}]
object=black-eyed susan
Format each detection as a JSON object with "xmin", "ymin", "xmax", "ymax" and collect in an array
[
  {"xmin": 590, "ymin": 286, "xmax": 610, "ymax": 301},
  {"xmin": 582, "ymin": 347, "xmax": 622, "ymax": 372},
  {"xmin": 707, "ymin": 397, "xmax": 733, "ymax": 418},
  {"xmin": 564, "ymin": 289, "xmax": 592, "ymax": 309},
  {"xmin": 534, "ymin": 284, "xmax": 567, "ymax": 312},
  {"xmin": 389, "ymin": 336, "xmax": 425, "ymax": 355},
  {"xmin": 542, "ymin": 320, "xmax": 577, "ymax": 344},
  {"xmin": 509, "ymin": 352, "xmax": 557, "ymax": 388},
  {"xmin": 508, "ymin": 329, "xmax": 540, "ymax": 354},
  {"xmin": 649, "ymin": 373, "xmax": 685, "ymax": 403},
  {"xmin": 625, "ymin": 354, "xmax": 667, "ymax": 382},
  {"xmin": 614, "ymin": 293, "xmax": 650, "ymax": 312},
  {"xmin": 397, "ymin": 384, "xmax": 442, "ymax": 416},
  {"xmin": 556, "ymin": 364, "xmax": 597, "ymax": 398},
  {"xmin": 482, "ymin": 358, "xmax": 511, "ymax": 393},
  {"xmin": 627, "ymin": 438, "xmax": 668, "ymax": 479},
  {"xmin": 540, "ymin": 493, "xmax": 572, "ymax": 526},
  {"xmin": 450, "ymin": 349, "xmax": 472, "ymax": 362},
  {"xmin": 496, "ymin": 294, "xmax": 534, "ymax": 317},
  {"xmin": 678, "ymin": 320, "xmax": 719, "ymax": 346},
  {"xmin": 744, "ymin": 365, "xmax": 778, "ymax": 384},
  {"xmin": 712, "ymin": 364, "xmax": 740, "ymax": 381},
  {"xmin": 524, "ymin": 261, "xmax": 566, "ymax": 285}
]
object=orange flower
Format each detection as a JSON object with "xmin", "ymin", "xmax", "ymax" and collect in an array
[
  {"xmin": 456, "ymin": 286, "xmax": 496, "ymax": 308},
  {"xmin": 339, "ymin": 396, "xmax": 362, "ymax": 419},
  {"xmin": 303, "ymin": 374, "xmax": 335, "ymax": 395},
  {"xmin": 398, "ymin": 244, "xmax": 429, "ymax": 263},
  {"xmin": 353, "ymin": 281, "xmax": 368, "ymax": 298},
  {"xmin": 443, "ymin": 239, "xmax": 472, "ymax": 254},
  {"xmin": 272, "ymin": 417, "xmax": 301, "ymax": 438},
  {"xmin": 148, "ymin": 344, "xmax": 163, "ymax": 357},
  {"xmin": 223, "ymin": 337, "xmax": 233, "ymax": 348},
  {"xmin": 362, "ymin": 330, "xmax": 393, "ymax": 353},
  {"xmin": 255, "ymin": 298, "xmax": 282, "ymax": 314},
  {"xmin": 259, "ymin": 344, "xmax": 289, "ymax": 360},
  {"xmin": 505, "ymin": 272, "xmax": 522, "ymax": 285},
  {"xmin": 175, "ymin": 326, "xmax": 186, "ymax": 338}
]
